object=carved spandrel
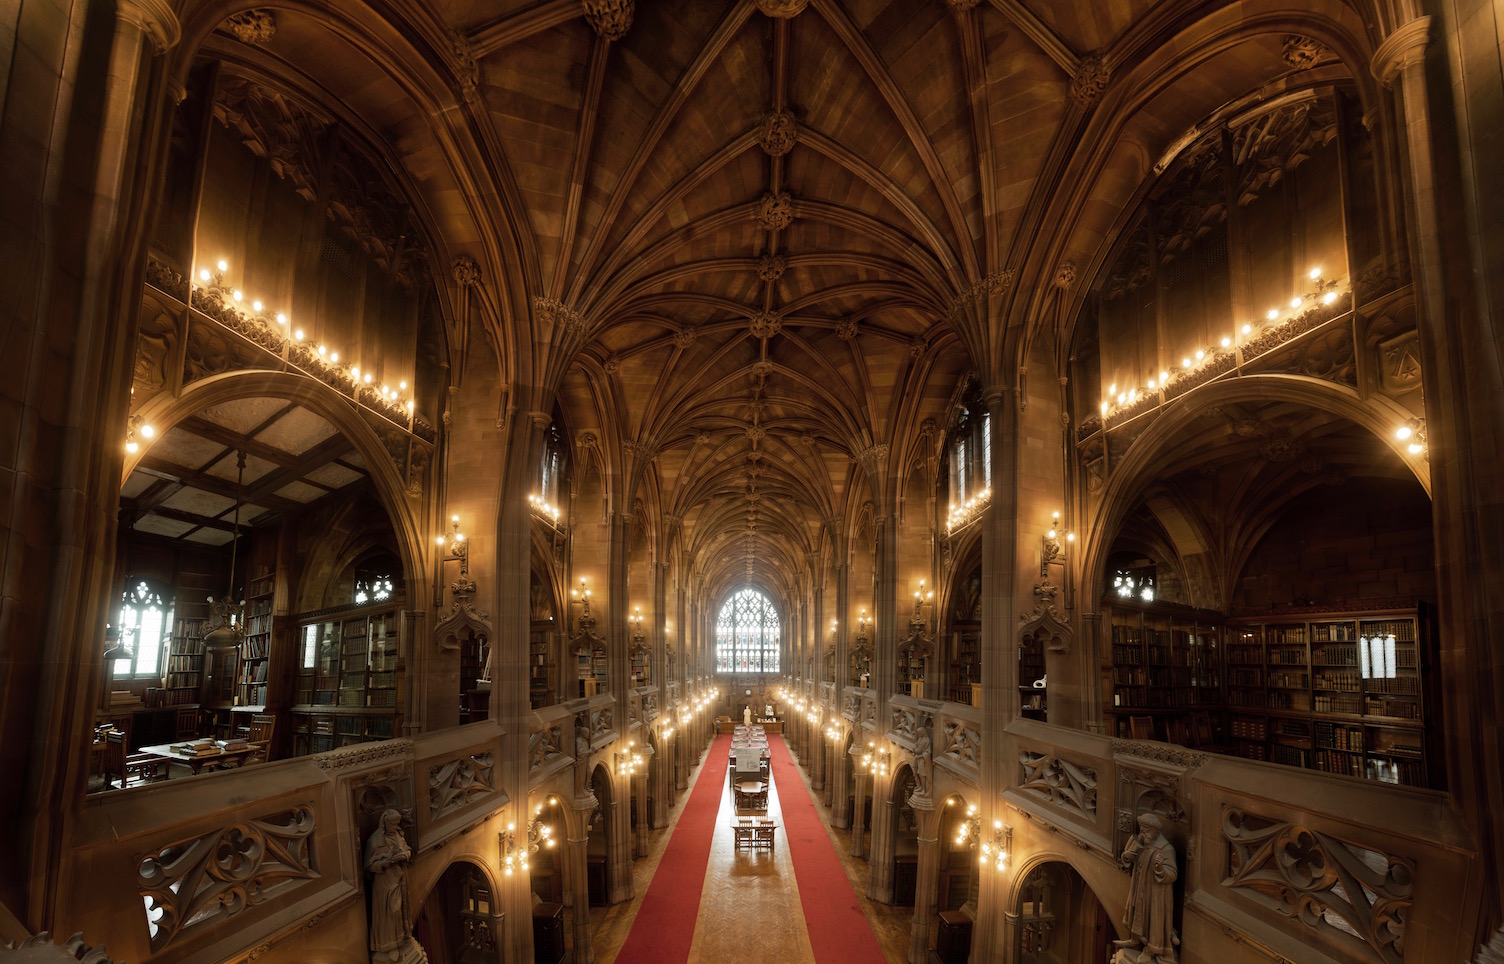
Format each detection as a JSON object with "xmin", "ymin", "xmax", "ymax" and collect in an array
[
  {"xmin": 1222, "ymin": 807, "xmax": 1412, "ymax": 964},
  {"xmin": 137, "ymin": 806, "xmax": 319, "ymax": 952}
]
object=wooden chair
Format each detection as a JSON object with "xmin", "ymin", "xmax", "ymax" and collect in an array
[
  {"xmin": 245, "ymin": 713, "xmax": 276, "ymax": 765},
  {"xmin": 1128, "ymin": 716, "xmax": 1154, "ymax": 741},
  {"xmin": 104, "ymin": 731, "xmax": 168, "ymax": 788},
  {"xmin": 174, "ymin": 706, "xmax": 201, "ymax": 741}
]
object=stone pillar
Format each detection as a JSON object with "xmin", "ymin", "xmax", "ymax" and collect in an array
[
  {"xmin": 633, "ymin": 770, "xmax": 650, "ymax": 855},
  {"xmin": 566, "ymin": 796, "xmax": 597, "ymax": 964},
  {"xmin": 867, "ymin": 777, "xmax": 896, "ymax": 903},
  {"xmin": 606, "ymin": 770, "xmax": 633, "ymax": 904},
  {"xmin": 850, "ymin": 766, "xmax": 869, "ymax": 859},
  {"xmin": 907, "ymin": 801, "xmax": 942, "ymax": 964}
]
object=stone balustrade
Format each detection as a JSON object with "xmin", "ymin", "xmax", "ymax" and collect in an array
[
  {"xmin": 62, "ymin": 719, "xmax": 509, "ymax": 962},
  {"xmin": 1002, "ymin": 718, "xmax": 1477, "ymax": 964}
]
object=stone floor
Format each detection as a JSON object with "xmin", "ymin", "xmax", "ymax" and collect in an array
[{"xmin": 563, "ymin": 740, "xmax": 913, "ymax": 964}]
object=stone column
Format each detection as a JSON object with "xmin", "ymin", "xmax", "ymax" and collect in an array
[
  {"xmin": 907, "ymin": 800, "xmax": 942, "ymax": 964},
  {"xmin": 633, "ymin": 770, "xmax": 650, "ymax": 855},
  {"xmin": 850, "ymin": 765, "xmax": 869, "ymax": 859},
  {"xmin": 566, "ymin": 795, "xmax": 597, "ymax": 964}
]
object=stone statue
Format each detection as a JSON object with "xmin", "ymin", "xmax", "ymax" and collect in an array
[
  {"xmin": 912, "ymin": 726, "xmax": 933, "ymax": 800},
  {"xmin": 1113, "ymin": 812, "xmax": 1180, "ymax": 964},
  {"xmin": 364, "ymin": 809, "xmax": 414, "ymax": 960},
  {"xmin": 743, "ymin": 704, "xmax": 752, "ymax": 726},
  {"xmin": 575, "ymin": 721, "xmax": 591, "ymax": 761}
]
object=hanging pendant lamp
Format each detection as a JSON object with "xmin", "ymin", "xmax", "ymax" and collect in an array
[{"xmin": 203, "ymin": 450, "xmax": 247, "ymax": 650}]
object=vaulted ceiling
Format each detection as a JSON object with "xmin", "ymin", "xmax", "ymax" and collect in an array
[{"xmin": 186, "ymin": 0, "xmax": 1377, "ymax": 607}]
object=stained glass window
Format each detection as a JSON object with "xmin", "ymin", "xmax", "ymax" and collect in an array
[{"xmin": 715, "ymin": 588, "xmax": 780, "ymax": 673}]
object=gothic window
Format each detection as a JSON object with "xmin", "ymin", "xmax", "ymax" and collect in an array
[
  {"xmin": 354, "ymin": 572, "xmax": 394, "ymax": 606},
  {"xmin": 114, "ymin": 579, "xmax": 173, "ymax": 679},
  {"xmin": 538, "ymin": 421, "xmax": 569, "ymax": 508},
  {"xmin": 715, "ymin": 589, "xmax": 780, "ymax": 673}
]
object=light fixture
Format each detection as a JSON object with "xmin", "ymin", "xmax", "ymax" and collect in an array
[
  {"xmin": 1309, "ymin": 266, "xmax": 1323, "ymax": 279},
  {"xmin": 203, "ymin": 451, "xmax": 248, "ymax": 650},
  {"xmin": 862, "ymin": 741, "xmax": 890, "ymax": 777},
  {"xmin": 1290, "ymin": 297, "xmax": 1302, "ymax": 309},
  {"xmin": 437, "ymin": 515, "xmax": 469, "ymax": 577},
  {"xmin": 979, "ymin": 820, "xmax": 1012, "ymax": 872},
  {"xmin": 615, "ymin": 740, "xmax": 643, "ymax": 777},
  {"xmin": 1397, "ymin": 417, "xmax": 1427, "ymax": 458}
]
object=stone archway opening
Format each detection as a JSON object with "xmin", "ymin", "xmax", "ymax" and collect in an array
[
  {"xmin": 413, "ymin": 858, "xmax": 503, "ymax": 964},
  {"xmin": 1014, "ymin": 861, "xmax": 1111, "ymax": 964}
]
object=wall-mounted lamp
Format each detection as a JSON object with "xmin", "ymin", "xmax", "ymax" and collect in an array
[
  {"xmin": 527, "ymin": 492, "xmax": 563, "ymax": 524},
  {"xmin": 979, "ymin": 820, "xmax": 1012, "ymax": 872},
  {"xmin": 824, "ymin": 718, "xmax": 844, "ymax": 741},
  {"xmin": 862, "ymin": 740, "xmax": 890, "ymax": 778},
  {"xmin": 951, "ymin": 800, "xmax": 980, "ymax": 850},
  {"xmin": 502, "ymin": 798, "xmax": 559, "ymax": 876},
  {"xmin": 436, "ymin": 515, "xmax": 469, "ymax": 576},
  {"xmin": 1396, "ymin": 417, "xmax": 1428, "ymax": 460},
  {"xmin": 658, "ymin": 716, "xmax": 675, "ymax": 739},
  {"xmin": 614, "ymin": 740, "xmax": 643, "ymax": 778},
  {"xmin": 1041, "ymin": 511, "xmax": 1073, "ymax": 578}
]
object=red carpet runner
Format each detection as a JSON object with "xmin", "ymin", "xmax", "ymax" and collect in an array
[
  {"xmin": 613, "ymin": 733, "xmax": 731, "ymax": 964},
  {"xmin": 768, "ymin": 734, "xmax": 886, "ymax": 964}
]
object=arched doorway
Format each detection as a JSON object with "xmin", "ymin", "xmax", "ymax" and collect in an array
[
  {"xmin": 587, "ymin": 764, "xmax": 614, "ymax": 906},
  {"xmin": 414, "ymin": 858, "xmax": 503, "ymax": 964},
  {"xmin": 1014, "ymin": 861, "xmax": 1110, "ymax": 964},
  {"xmin": 890, "ymin": 765, "xmax": 918, "ymax": 906}
]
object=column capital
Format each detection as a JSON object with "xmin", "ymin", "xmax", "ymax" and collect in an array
[
  {"xmin": 1371, "ymin": 17, "xmax": 1430, "ymax": 88},
  {"xmin": 118, "ymin": 0, "xmax": 180, "ymax": 53}
]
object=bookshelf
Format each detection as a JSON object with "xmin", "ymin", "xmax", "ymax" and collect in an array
[
  {"xmin": 898, "ymin": 651, "xmax": 926, "ymax": 698},
  {"xmin": 165, "ymin": 617, "xmax": 205, "ymax": 706},
  {"xmin": 951, "ymin": 625, "xmax": 981, "ymax": 705},
  {"xmin": 1222, "ymin": 608, "xmax": 1433, "ymax": 788},
  {"xmin": 291, "ymin": 601, "xmax": 402, "ymax": 755},
  {"xmin": 237, "ymin": 572, "xmax": 274, "ymax": 708},
  {"xmin": 1019, "ymin": 632, "xmax": 1046, "ymax": 720},
  {"xmin": 576, "ymin": 646, "xmax": 607, "ymax": 698},
  {"xmin": 1105, "ymin": 600, "xmax": 1223, "ymax": 722},
  {"xmin": 529, "ymin": 624, "xmax": 554, "ymax": 709}
]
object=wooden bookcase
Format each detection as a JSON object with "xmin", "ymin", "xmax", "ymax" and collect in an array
[
  {"xmin": 527, "ymin": 625, "xmax": 554, "ymax": 709},
  {"xmin": 951, "ymin": 624, "xmax": 980, "ymax": 705},
  {"xmin": 1105, "ymin": 600, "xmax": 1223, "ymax": 723},
  {"xmin": 1223, "ymin": 608, "xmax": 1434, "ymax": 788},
  {"xmin": 291, "ymin": 601, "xmax": 403, "ymax": 755},
  {"xmin": 237, "ymin": 572, "xmax": 274, "ymax": 709},
  {"xmin": 165, "ymin": 617, "xmax": 205, "ymax": 706}
]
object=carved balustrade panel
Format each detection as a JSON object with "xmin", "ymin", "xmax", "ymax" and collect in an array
[
  {"xmin": 137, "ymin": 805, "xmax": 318, "ymax": 953},
  {"xmin": 1222, "ymin": 807, "xmax": 1413, "ymax": 964},
  {"xmin": 842, "ymin": 693, "xmax": 861, "ymax": 721},
  {"xmin": 1018, "ymin": 750, "xmax": 1098, "ymax": 819},
  {"xmin": 428, "ymin": 751, "xmax": 495, "ymax": 822}
]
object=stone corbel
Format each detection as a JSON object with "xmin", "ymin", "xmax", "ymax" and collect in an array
[
  {"xmin": 1371, "ymin": 17, "xmax": 1430, "ymax": 88},
  {"xmin": 435, "ymin": 577, "xmax": 492, "ymax": 654}
]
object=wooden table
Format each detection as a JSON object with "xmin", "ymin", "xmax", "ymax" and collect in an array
[
  {"xmin": 734, "ymin": 780, "xmax": 767, "ymax": 812},
  {"xmin": 136, "ymin": 742, "xmax": 255, "ymax": 776},
  {"xmin": 732, "ymin": 817, "xmax": 777, "ymax": 854}
]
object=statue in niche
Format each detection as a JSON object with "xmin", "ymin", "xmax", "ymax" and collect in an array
[
  {"xmin": 911, "ymin": 725, "xmax": 933, "ymax": 802},
  {"xmin": 1112, "ymin": 812, "xmax": 1180, "ymax": 964},
  {"xmin": 364, "ymin": 809, "xmax": 417, "ymax": 961}
]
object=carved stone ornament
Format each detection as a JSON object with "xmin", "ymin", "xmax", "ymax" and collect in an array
[
  {"xmin": 138, "ymin": 806, "xmax": 318, "ymax": 952},
  {"xmin": 1378, "ymin": 329, "xmax": 1422, "ymax": 395},
  {"xmin": 1053, "ymin": 260, "xmax": 1077, "ymax": 288},
  {"xmin": 944, "ymin": 270, "xmax": 1014, "ymax": 325},
  {"xmin": 673, "ymin": 327, "xmax": 697, "ymax": 349},
  {"xmin": 946, "ymin": 0, "xmax": 981, "ymax": 8},
  {"xmin": 750, "ymin": 360, "xmax": 774, "ymax": 378},
  {"xmin": 756, "ymin": 191, "xmax": 795, "ymax": 231},
  {"xmin": 1019, "ymin": 750, "xmax": 1097, "ymax": 817},
  {"xmin": 749, "ymin": 311, "xmax": 783, "ymax": 338},
  {"xmin": 530, "ymin": 725, "xmax": 565, "ymax": 772},
  {"xmin": 942, "ymin": 719, "xmax": 980, "ymax": 768},
  {"xmin": 581, "ymin": 0, "xmax": 634, "ymax": 40},
  {"xmin": 1282, "ymin": 35, "xmax": 1327, "ymax": 69},
  {"xmin": 1111, "ymin": 741, "xmax": 1207, "ymax": 769},
  {"xmin": 535, "ymin": 296, "xmax": 586, "ymax": 334},
  {"xmin": 436, "ymin": 577, "xmax": 492, "ymax": 654},
  {"xmin": 758, "ymin": 110, "xmax": 798, "ymax": 156},
  {"xmin": 1019, "ymin": 581, "xmax": 1071, "ymax": 653},
  {"xmin": 756, "ymin": 0, "xmax": 808, "ymax": 17},
  {"xmin": 836, "ymin": 318, "xmax": 858, "ymax": 340},
  {"xmin": 2, "ymin": 933, "xmax": 118, "ymax": 963},
  {"xmin": 429, "ymin": 752, "xmax": 498, "ymax": 821},
  {"xmin": 451, "ymin": 255, "xmax": 481, "ymax": 286},
  {"xmin": 315, "ymin": 739, "xmax": 413, "ymax": 771},
  {"xmin": 758, "ymin": 252, "xmax": 787, "ymax": 281},
  {"xmin": 224, "ymin": 10, "xmax": 276, "ymax": 44},
  {"xmin": 1070, "ymin": 53, "xmax": 1110, "ymax": 108},
  {"xmin": 452, "ymin": 30, "xmax": 480, "ymax": 105},
  {"xmin": 1222, "ymin": 807, "xmax": 1412, "ymax": 964},
  {"xmin": 603, "ymin": 354, "xmax": 622, "ymax": 374},
  {"xmin": 909, "ymin": 339, "xmax": 926, "ymax": 359}
]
